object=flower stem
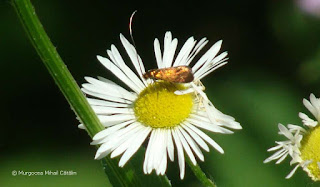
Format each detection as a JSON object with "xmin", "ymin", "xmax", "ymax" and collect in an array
[
  {"xmin": 11, "ymin": 0, "xmax": 170, "ymax": 186},
  {"xmin": 186, "ymin": 157, "xmax": 216, "ymax": 187}
]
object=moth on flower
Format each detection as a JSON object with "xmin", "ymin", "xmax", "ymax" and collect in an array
[
  {"xmin": 80, "ymin": 31, "xmax": 242, "ymax": 179},
  {"xmin": 143, "ymin": 65, "xmax": 194, "ymax": 83}
]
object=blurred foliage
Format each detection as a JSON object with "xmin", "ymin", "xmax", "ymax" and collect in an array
[{"xmin": 1, "ymin": 0, "xmax": 320, "ymax": 186}]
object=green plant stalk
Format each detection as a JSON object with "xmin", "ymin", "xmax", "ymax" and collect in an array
[
  {"xmin": 186, "ymin": 157, "xmax": 216, "ymax": 187},
  {"xmin": 11, "ymin": 0, "xmax": 170, "ymax": 186}
]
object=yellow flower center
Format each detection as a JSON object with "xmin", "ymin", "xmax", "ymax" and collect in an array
[
  {"xmin": 300, "ymin": 124, "xmax": 320, "ymax": 181},
  {"xmin": 134, "ymin": 81, "xmax": 193, "ymax": 128}
]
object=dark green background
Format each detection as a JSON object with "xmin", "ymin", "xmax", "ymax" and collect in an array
[{"xmin": 1, "ymin": 0, "xmax": 320, "ymax": 186}]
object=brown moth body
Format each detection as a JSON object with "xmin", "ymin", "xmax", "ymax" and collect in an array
[{"xmin": 143, "ymin": 65, "xmax": 194, "ymax": 83}]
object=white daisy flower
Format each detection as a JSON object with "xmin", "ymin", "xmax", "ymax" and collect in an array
[
  {"xmin": 81, "ymin": 32, "xmax": 242, "ymax": 179},
  {"xmin": 264, "ymin": 94, "xmax": 320, "ymax": 181}
]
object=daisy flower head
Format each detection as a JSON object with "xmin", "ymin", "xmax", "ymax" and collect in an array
[
  {"xmin": 81, "ymin": 31, "xmax": 242, "ymax": 179},
  {"xmin": 264, "ymin": 94, "xmax": 320, "ymax": 181}
]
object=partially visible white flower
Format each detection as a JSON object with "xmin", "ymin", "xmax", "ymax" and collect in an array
[
  {"xmin": 81, "ymin": 32, "xmax": 241, "ymax": 179},
  {"xmin": 264, "ymin": 94, "xmax": 320, "ymax": 181},
  {"xmin": 297, "ymin": 0, "xmax": 320, "ymax": 18},
  {"xmin": 299, "ymin": 93, "xmax": 320, "ymax": 127}
]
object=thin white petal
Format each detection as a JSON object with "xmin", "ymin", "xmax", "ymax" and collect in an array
[
  {"xmin": 185, "ymin": 38, "xmax": 208, "ymax": 66},
  {"xmin": 154, "ymin": 38, "xmax": 163, "ymax": 68},
  {"xmin": 84, "ymin": 77, "xmax": 137, "ymax": 101},
  {"xmin": 276, "ymin": 152, "xmax": 289, "ymax": 164},
  {"xmin": 97, "ymin": 55, "xmax": 141, "ymax": 93},
  {"xmin": 196, "ymin": 61, "xmax": 228, "ymax": 80},
  {"xmin": 187, "ymin": 118, "xmax": 233, "ymax": 134},
  {"xmin": 110, "ymin": 45, "xmax": 145, "ymax": 90},
  {"xmin": 173, "ymin": 37, "xmax": 195, "ymax": 66},
  {"xmin": 82, "ymin": 88, "xmax": 132, "ymax": 104},
  {"xmin": 111, "ymin": 128, "xmax": 143, "ymax": 159},
  {"xmin": 286, "ymin": 164, "xmax": 300, "ymax": 179},
  {"xmin": 176, "ymin": 128, "xmax": 197, "ymax": 165},
  {"xmin": 179, "ymin": 127, "xmax": 204, "ymax": 161},
  {"xmin": 185, "ymin": 122, "xmax": 224, "ymax": 154},
  {"xmin": 303, "ymin": 98, "xmax": 318, "ymax": 119},
  {"xmin": 97, "ymin": 114, "xmax": 135, "ymax": 127},
  {"xmin": 144, "ymin": 129, "xmax": 156, "ymax": 173},
  {"xmin": 164, "ymin": 38, "xmax": 178, "ymax": 68},
  {"xmin": 267, "ymin": 144, "xmax": 283, "ymax": 152},
  {"xmin": 167, "ymin": 129, "xmax": 175, "ymax": 161},
  {"xmin": 78, "ymin": 124, "xmax": 85, "ymax": 129},
  {"xmin": 118, "ymin": 127, "xmax": 151, "ymax": 167},
  {"xmin": 120, "ymin": 34, "xmax": 147, "ymax": 81},
  {"xmin": 91, "ymin": 106, "xmax": 133, "ymax": 115},
  {"xmin": 147, "ymin": 129, "xmax": 160, "ymax": 174},
  {"xmin": 192, "ymin": 40, "xmax": 222, "ymax": 73},
  {"xmin": 92, "ymin": 120, "xmax": 135, "ymax": 142},
  {"xmin": 278, "ymin": 124, "xmax": 294, "ymax": 140},
  {"xmin": 162, "ymin": 32, "xmax": 173, "ymax": 68},
  {"xmin": 182, "ymin": 123, "xmax": 210, "ymax": 152},
  {"xmin": 87, "ymin": 98, "xmax": 130, "ymax": 108},
  {"xmin": 172, "ymin": 128, "xmax": 185, "ymax": 179}
]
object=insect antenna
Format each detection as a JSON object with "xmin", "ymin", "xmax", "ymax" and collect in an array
[{"xmin": 129, "ymin": 10, "xmax": 145, "ymax": 81}]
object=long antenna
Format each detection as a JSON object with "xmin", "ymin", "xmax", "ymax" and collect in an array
[
  {"xmin": 129, "ymin": 10, "xmax": 138, "ymax": 48},
  {"xmin": 129, "ymin": 10, "xmax": 144, "ymax": 78}
]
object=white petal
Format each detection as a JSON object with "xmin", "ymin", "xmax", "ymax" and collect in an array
[
  {"xmin": 147, "ymin": 129, "xmax": 160, "ymax": 174},
  {"xmin": 158, "ymin": 148, "xmax": 168, "ymax": 175},
  {"xmin": 153, "ymin": 129, "xmax": 167, "ymax": 172},
  {"xmin": 196, "ymin": 61, "xmax": 228, "ymax": 80},
  {"xmin": 164, "ymin": 38, "xmax": 178, "ymax": 68},
  {"xmin": 111, "ymin": 128, "xmax": 143, "ymax": 159},
  {"xmin": 110, "ymin": 45, "xmax": 145, "ymax": 90},
  {"xmin": 162, "ymin": 32, "xmax": 173, "ymax": 68},
  {"xmin": 84, "ymin": 77, "xmax": 137, "ymax": 101},
  {"xmin": 285, "ymin": 164, "xmax": 300, "ymax": 179},
  {"xmin": 154, "ymin": 38, "xmax": 163, "ymax": 68},
  {"xmin": 82, "ymin": 88, "xmax": 132, "ymax": 104},
  {"xmin": 278, "ymin": 124, "xmax": 294, "ymax": 140},
  {"xmin": 120, "ymin": 34, "xmax": 147, "ymax": 82},
  {"xmin": 144, "ymin": 129, "xmax": 156, "ymax": 173},
  {"xmin": 97, "ymin": 114, "xmax": 135, "ymax": 127},
  {"xmin": 172, "ymin": 128, "xmax": 185, "ymax": 179},
  {"xmin": 95, "ymin": 123, "xmax": 140, "ymax": 150},
  {"xmin": 182, "ymin": 123, "xmax": 210, "ymax": 152},
  {"xmin": 192, "ymin": 40, "xmax": 222, "ymax": 73},
  {"xmin": 118, "ymin": 127, "xmax": 151, "ymax": 167},
  {"xmin": 155, "ymin": 129, "xmax": 168, "ymax": 174},
  {"xmin": 91, "ymin": 106, "xmax": 133, "ymax": 115},
  {"xmin": 187, "ymin": 118, "xmax": 233, "ymax": 134},
  {"xmin": 87, "ymin": 98, "xmax": 130, "ymax": 108},
  {"xmin": 176, "ymin": 128, "xmax": 197, "ymax": 165},
  {"xmin": 275, "ymin": 152, "xmax": 289, "ymax": 164},
  {"xmin": 303, "ymin": 98, "xmax": 318, "ymax": 119},
  {"xmin": 92, "ymin": 120, "xmax": 135, "ymax": 142},
  {"xmin": 185, "ymin": 38, "xmax": 208, "ymax": 66},
  {"xmin": 179, "ymin": 127, "xmax": 204, "ymax": 161},
  {"xmin": 185, "ymin": 122, "xmax": 224, "ymax": 154},
  {"xmin": 97, "ymin": 55, "xmax": 141, "ymax": 93},
  {"xmin": 267, "ymin": 144, "xmax": 283, "ymax": 152},
  {"xmin": 78, "ymin": 124, "xmax": 85, "ymax": 129},
  {"xmin": 167, "ymin": 129, "xmax": 175, "ymax": 161},
  {"xmin": 95, "ymin": 145, "xmax": 112, "ymax": 159},
  {"xmin": 173, "ymin": 37, "xmax": 195, "ymax": 67}
]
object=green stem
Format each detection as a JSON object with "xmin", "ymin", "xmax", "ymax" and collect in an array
[
  {"xmin": 11, "ymin": 0, "xmax": 170, "ymax": 186},
  {"xmin": 186, "ymin": 157, "xmax": 216, "ymax": 187},
  {"xmin": 12, "ymin": 0, "xmax": 101, "ymax": 138}
]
